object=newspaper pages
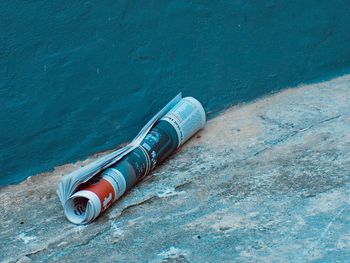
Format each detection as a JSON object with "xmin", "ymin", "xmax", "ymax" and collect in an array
[{"xmin": 57, "ymin": 94, "xmax": 182, "ymax": 211}]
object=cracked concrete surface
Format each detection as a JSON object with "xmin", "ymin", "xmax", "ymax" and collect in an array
[{"xmin": 1, "ymin": 75, "xmax": 350, "ymax": 262}]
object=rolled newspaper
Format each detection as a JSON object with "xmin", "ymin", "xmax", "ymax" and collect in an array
[{"xmin": 61, "ymin": 97, "xmax": 206, "ymax": 224}]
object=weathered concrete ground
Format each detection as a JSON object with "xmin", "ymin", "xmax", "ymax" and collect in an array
[{"xmin": 1, "ymin": 75, "xmax": 350, "ymax": 262}]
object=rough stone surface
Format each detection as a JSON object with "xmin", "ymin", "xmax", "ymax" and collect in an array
[{"xmin": 1, "ymin": 75, "xmax": 350, "ymax": 262}]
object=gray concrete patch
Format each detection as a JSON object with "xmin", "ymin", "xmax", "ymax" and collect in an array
[{"xmin": 1, "ymin": 75, "xmax": 350, "ymax": 262}]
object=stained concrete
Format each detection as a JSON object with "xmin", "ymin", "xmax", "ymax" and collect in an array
[{"xmin": 1, "ymin": 75, "xmax": 350, "ymax": 262}]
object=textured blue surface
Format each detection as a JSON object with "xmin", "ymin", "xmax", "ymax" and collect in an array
[{"xmin": 1, "ymin": 1, "xmax": 350, "ymax": 186}]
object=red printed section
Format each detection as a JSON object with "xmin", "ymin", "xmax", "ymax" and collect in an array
[{"xmin": 80, "ymin": 178, "xmax": 115, "ymax": 212}]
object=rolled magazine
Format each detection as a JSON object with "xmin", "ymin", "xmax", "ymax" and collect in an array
[{"xmin": 58, "ymin": 95, "xmax": 206, "ymax": 224}]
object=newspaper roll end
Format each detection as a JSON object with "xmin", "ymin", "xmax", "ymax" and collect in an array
[
  {"xmin": 161, "ymin": 96, "xmax": 206, "ymax": 147},
  {"xmin": 183, "ymin": 97, "xmax": 206, "ymax": 129},
  {"xmin": 64, "ymin": 190, "xmax": 101, "ymax": 224},
  {"xmin": 63, "ymin": 168, "xmax": 127, "ymax": 224}
]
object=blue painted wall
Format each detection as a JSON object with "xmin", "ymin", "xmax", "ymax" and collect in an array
[{"xmin": 1, "ymin": 1, "xmax": 350, "ymax": 186}]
